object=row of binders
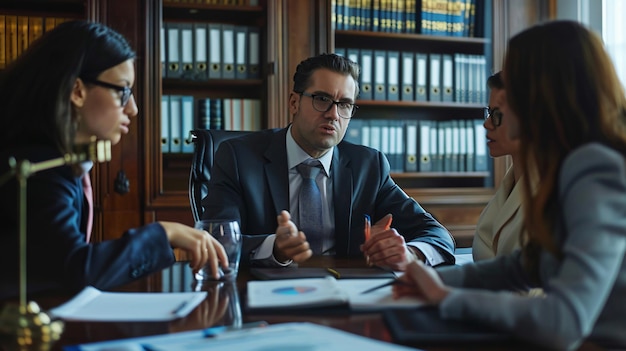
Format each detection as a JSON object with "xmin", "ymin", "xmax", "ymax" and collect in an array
[
  {"xmin": 333, "ymin": 0, "xmax": 485, "ymax": 37},
  {"xmin": 344, "ymin": 118, "xmax": 488, "ymax": 173},
  {"xmin": 336, "ymin": 47, "xmax": 488, "ymax": 104},
  {"xmin": 0, "ymin": 15, "xmax": 72, "ymax": 69},
  {"xmin": 161, "ymin": 22, "xmax": 261, "ymax": 80},
  {"xmin": 161, "ymin": 96, "xmax": 262, "ymax": 154}
]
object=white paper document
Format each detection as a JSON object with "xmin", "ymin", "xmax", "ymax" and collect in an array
[
  {"xmin": 64, "ymin": 322, "xmax": 421, "ymax": 351},
  {"xmin": 49, "ymin": 286, "xmax": 207, "ymax": 321},
  {"xmin": 247, "ymin": 276, "xmax": 423, "ymax": 311}
]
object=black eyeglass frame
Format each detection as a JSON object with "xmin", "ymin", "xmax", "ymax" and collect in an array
[
  {"xmin": 297, "ymin": 91, "xmax": 359, "ymax": 119},
  {"xmin": 82, "ymin": 78, "xmax": 133, "ymax": 107},
  {"xmin": 484, "ymin": 107, "xmax": 503, "ymax": 128}
]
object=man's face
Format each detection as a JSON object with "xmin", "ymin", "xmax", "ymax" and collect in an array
[{"xmin": 289, "ymin": 68, "xmax": 357, "ymax": 158}]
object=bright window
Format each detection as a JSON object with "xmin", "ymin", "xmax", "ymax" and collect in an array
[{"xmin": 603, "ymin": 0, "xmax": 626, "ymax": 88}]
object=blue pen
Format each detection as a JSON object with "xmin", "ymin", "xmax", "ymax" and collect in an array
[{"xmin": 203, "ymin": 321, "xmax": 268, "ymax": 338}]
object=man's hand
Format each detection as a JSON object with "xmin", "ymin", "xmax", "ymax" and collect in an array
[
  {"xmin": 360, "ymin": 214, "xmax": 423, "ymax": 271},
  {"xmin": 273, "ymin": 210, "xmax": 312, "ymax": 263}
]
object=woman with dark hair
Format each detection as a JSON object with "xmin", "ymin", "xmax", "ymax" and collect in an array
[
  {"xmin": 472, "ymin": 71, "xmax": 525, "ymax": 260},
  {"xmin": 0, "ymin": 21, "xmax": 227, "ymax": 297},
  {"xmin": 393, "ymin": 21, "xmax": 626, "ymax": 350}
]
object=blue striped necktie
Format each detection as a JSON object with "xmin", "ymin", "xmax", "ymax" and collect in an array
[{"xmin": 296, "ymin": 161, "xmax": 323, "ymax": 254}]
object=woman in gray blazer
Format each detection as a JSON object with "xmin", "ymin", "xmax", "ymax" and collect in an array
[{"xmin": 393, "ymin": 20, "xmax": 626, "ymax": 351}]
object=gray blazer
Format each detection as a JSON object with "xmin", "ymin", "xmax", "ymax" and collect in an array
[
  {"xmin": 201, "ymin": 127, "xmax": 455, "ymax": 263},
  {"xmin": 436, "ymin": 143, "xmax": 626, "ymax": 350}
]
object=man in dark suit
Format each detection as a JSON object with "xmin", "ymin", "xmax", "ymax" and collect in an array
[{"xmin": 202, "ymin": 53, "xmax": 455, "ymax": 270}]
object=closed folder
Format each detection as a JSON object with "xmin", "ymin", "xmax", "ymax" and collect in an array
[
  {"xmin": 181, "ymin": 95, "xmax": 194, "ymax": 153},
  {"xmin": 419, "ymin": 120, "xmax": 432, "ymax": 172},
  {"xmin": 169, "ymin": 95, "xmax": 182, "ymax": 153},
  {"xmin": 442, "ymin": 54, "xmax": 454, "ymax": 102},
  {"xmin": 401, "ymin": 51, "xmax": 414, "ymax": 101},
  {"xmin": 221, "ymin": 24, "xmax": 235, "ymax": 79},
  {"xmin": 429, "ymin": 53, "xmax": 442, "ymax": 102},
  {"xmin": 343, "ymin": 118, "xmax": 364, "ymax": 145},
  {"xmin": 347, "ymin": 48, "xmax": 359, "ymax": 66},
  {"xmin": 373, "ymin": 50, "xmax": 387, "ymax": 101},
  {"xmin": 434, "ymin": 121, "xmax": 445, "ymax": 172},
  {"xmin": 359, "ymin": 49, "xmax": 374, "ymax": 100},
  {"xmin": 387, "ymin": 50, "xmax": 400, "ymax": 101},
  {"xmin": 384, "ymin": 307, "xmax": 512, "ymax": 347},
  {"xmin": 193, "ymin": 23, "xmax": 208, "ymax": 81},
  {"xmin": 161, "ymin": 95, "xmax": 170, "ymax": 153},
  {"xmin": 404, "ymin": 119, "xmax": 418, "ymax": 172},
  {"xmin": 415, "ymin": 52, "xmax": 428, "ymax": 102},
  {"xmin": 180, "ymin": 23, "xmax": 194, "ymax": 80},
  {"xmin": 474, "ymin": 119, "xmax": 488, "ymax": 171},
  {"xmin": 234, "ymin": 26, "xmax": 248, "ymax": 79},
  {"xmin": 465, "ymin": 119, "xmax": 475, "ymax": 172},
  {"xmin": 248, "ymin": 27, "xmax": 260, "ymax": 79},
  {"xmin": 160, "ymin": 26, "xmax": 166, "ymax": 78},
  {"xmin": 208, "ymin": 23, "xmax": 221, "ymax": 79},
  {"xmin": 166, "ymin": 23, "xmax": 182, "ymax": 79}
]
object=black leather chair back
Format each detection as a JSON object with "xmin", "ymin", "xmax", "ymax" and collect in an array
[{"xmin": 189, "ymin": 129, "xmax": 252, "ymax": 222}]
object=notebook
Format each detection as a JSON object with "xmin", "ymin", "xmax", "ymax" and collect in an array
[
  {"xmin": 246, "ymin": 277, "xmax": 423, "ymax": 312},
  {"xmin": 383, "ymin": 307, "xmax": 513, "ymax": 346}
]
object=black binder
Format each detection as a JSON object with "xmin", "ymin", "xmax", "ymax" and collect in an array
[{"xmin": 383, "ymin": 307, "xmax": 514, "ymax": 346}]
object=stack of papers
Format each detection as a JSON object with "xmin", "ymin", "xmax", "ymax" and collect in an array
[
  {"xmin": 63, "ymin": 322, "xmax": 420, "ymax": 351},
  {"xmin": 49, "ymin": 286, "xmax": 207, "ymax": 321},
  {"xmin": 247, "ymin": 276, "xmax": 424, "ymax": 311}
]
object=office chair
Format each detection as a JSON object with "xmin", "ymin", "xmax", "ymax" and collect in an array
[{"xmin": 189, "ymin": 129, "xmax": 252, "ymax": 222}]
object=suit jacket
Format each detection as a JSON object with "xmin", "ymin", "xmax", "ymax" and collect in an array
[
  {"xmin": 0, "ymin": 146, "xmax": 175, "ymax": 298},
  {"xmin": 202, "ymin": 128, "xmax": 455, "ymax": 263},
  {"xmin": 472, "ymin": 167, "xmax": 524, "ymax": 261},
  {"xmin": 436, "ymin": 143, "xmax": 626, "ymax": 350}
]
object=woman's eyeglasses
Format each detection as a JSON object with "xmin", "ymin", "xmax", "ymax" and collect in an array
[
  {"xmin": 484, "ymin": 107, "xmax": 503, "ymax": 128},
  {"xmin": 83, "ymin": 79, "xmax": 133, "ymax": 107}
]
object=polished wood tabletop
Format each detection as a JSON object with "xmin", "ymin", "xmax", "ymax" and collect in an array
[{"xmin": 2, "ymin": 257, "xmax": 606, "ymax": 351}]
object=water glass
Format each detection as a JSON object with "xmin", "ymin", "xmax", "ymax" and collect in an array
[{"xmin": 194, "ymin": 219, "xmax": 242, "ymax": 281}]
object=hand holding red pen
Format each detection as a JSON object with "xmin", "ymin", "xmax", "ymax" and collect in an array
[{"xmin": 360, "ymin": 214, "xmax": 419, "ymax": 271}]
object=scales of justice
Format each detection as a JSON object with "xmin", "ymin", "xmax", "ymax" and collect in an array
[{"xmin": 0, "ymin": 138, "xmax": 111, "ymax": 350}]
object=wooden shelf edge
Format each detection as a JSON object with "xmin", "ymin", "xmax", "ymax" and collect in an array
[
  {"xmin": 392, "ymin": 171, "xmax": 490, "ymax": 178},
  {"xmin": 407, "ymin": 187, "xmax": 495, "ymax": 205},
  {"xmin": 336, "ymin": 30, "xmax": 490, "ymax": 44}
]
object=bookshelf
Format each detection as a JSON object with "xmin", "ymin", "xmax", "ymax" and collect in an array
[
  {"xmin": 327, "ymin": 0, "xmax": 496, "ymax": 246},
  {"xmin": 0, "ymin": 0, "xmax": 89, "ymax": 70},
  {"xmin": 144, "ymin": 0, "xmax": 288, "ymax": 227}
]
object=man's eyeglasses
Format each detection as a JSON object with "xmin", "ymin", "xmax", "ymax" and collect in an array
[
  {"xmin": 298, "ymin": 91, "xmax": 358, "ymax": 119},
  {"xmin": 83, "ymin": 79, "xmax": 133, "ymax": 107},
  {"xmin": 484, "ymin": 107, "xmax": 503, "ymax": 128}
]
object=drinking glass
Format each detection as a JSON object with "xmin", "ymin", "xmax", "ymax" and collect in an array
[{"xmin": 194, "ymin": 219, "xmax": 242, "ymax": 281}]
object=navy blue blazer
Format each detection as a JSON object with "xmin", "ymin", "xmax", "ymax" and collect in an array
[
  {"xmin": 202, "ymin": 128, "xmax": 455, "ymax": 263},
  {"xmin": 0, "ymin": 146, "xmax": 175, "ymax": 298}
]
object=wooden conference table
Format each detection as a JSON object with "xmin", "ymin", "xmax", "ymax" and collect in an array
[{"xmin": 12, "ymin": 257, "xmax": 607, "ymax": 351}]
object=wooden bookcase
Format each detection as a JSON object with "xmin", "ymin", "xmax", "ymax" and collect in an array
[
  {"xmin": 1, "ymin": 0, "xmax": 554, "ymax": 258},
  {"xmin": 142, "ymin": 0, "xmax": 290, "ymax": 232}
]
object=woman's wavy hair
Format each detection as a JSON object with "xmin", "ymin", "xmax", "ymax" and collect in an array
[{"xmin": 504, "ymin": 20, "xmax": 626, "ymax": 281}]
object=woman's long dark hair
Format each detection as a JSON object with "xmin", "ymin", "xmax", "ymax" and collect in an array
[
  {"xmin": 504, "ymin": 20, "xmax": 626, "ymax": 281},
  {"xmin": 0, "ymin": 20, "xmax": 135, "ymax": 155}
]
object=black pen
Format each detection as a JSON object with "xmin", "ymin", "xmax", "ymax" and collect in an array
[{"xmin": 360, "ymin": 279, "xmax": 409, "ymax": 294}]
